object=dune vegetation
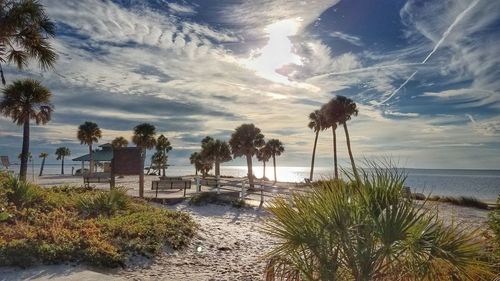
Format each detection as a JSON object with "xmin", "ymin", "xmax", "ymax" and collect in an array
[
  {"xmin": 0, "ymin": 172, "xmax": 196, "ymax": 267},
  {"xmin": 264, "ymin": 166, "xmax": 495, "ymax": 281}
]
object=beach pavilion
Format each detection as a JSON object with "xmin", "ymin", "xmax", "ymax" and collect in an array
[{"xmin": 72, "ymin": 143, "xmax": 113, "ymax": 174}]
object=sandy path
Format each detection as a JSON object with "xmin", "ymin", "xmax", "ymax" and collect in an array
[{"xmin": 119, "ymin": 203, "xmax": 276, "ymax": 281}]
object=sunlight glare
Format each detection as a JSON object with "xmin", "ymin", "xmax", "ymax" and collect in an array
[{"xmin": 244, "ymin": 18, "xmax": 303, "ymax": 84}]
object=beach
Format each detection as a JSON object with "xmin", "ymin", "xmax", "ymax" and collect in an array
[{"xmin": 0, "ymin": 174, "xmax": 493, "ymax": 281}]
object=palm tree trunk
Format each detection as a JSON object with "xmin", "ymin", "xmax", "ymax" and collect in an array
[
  {"xmin": 343, "ymin": 123, "xmax": 358, "ymax": 179},
  {"xmin": 262, "ymin": 161, "xmax": 266, "ymax": 179},
  {"xmin": 162, "ymin": 164, "xmax": 166, "ymax": 177},
  {"xmin": 246, "ymin": 154, "xmax": 254, "ymax": 188},
  {"xmin": 310, "ymin": 131, "xmax": 319, "ymax": 181},
  {"xmin": 332, "ymin": 128, "xmax": 338, "ymax": 179},
  {"xmin": 61, "ymin": 156, "xmax": 65, "ymax": 175},
  {"xmin": 39, "ymin": 157, "xmax": 46, "ymax": 176},
  {"xmin": 19, "ymin": 119, "xmax": 30, "ymax": 181},
  {"xmin": 88, "ymin": 144, "xmax": 93, "ymax": 175},
  {"xmin": 273, "ymin": 155, "xmax": 277, "ymax": 182}
]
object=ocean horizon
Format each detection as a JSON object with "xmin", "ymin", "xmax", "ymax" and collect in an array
[{"xmin": 8, "ymin": 164, "xmax": 500, "ymax": 201}]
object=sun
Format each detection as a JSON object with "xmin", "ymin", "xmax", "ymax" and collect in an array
[{"xmin": 244, "ymin": 18, "xmax": 303, "ymax": 84}]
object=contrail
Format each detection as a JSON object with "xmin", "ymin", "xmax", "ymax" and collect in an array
[{"xmin": 378, "ymin": 0, "xmax": 480, "ymax": 105}]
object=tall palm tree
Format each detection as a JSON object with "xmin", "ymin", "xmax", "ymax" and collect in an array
[
  {"xmin": 55, "ymin": 147, "xmax": 70, "ymax": 175},
  {"xmin": 265, "ymin": 139, "xmax": 284, "ymax": 183},
  {"xmin": 229, "ymin": 124, "xmax": 265, "ymax": 188},
  {"xmin": 201, "ymin": 138, "xmax": 232, "ymax": 177},
  {"xmin": 132, "ymin": 123, "xmax": 156, "ymax": 197},
  {"xmin": 77, "ymin": 121, "xmax": 101, "ymax": 175},
  {"xmin": 0, "ymin": 79, "xmax": 53, "ymax": 181},
  {"xmin": 257, "ymin": 144, "xmax": 272, "ymax": 180},
  {"xmin": 320, "ymin": 98, "xmax": 342, "ymax": 179},
  {"xmin": 190, "ymin": 152, "xmax": 201, "ymax": 176},
  {"xmin": 307, "ymin": 110, "xmax": 325, "ymax": 181},
  {"xmin": 38, "ymin": 152, "xmax": 48, "ymax": 176},
  {"xmin": 336, "ymin": 95, "xmax": 359, "ymax": 179},
  {"xmin": 132, "ymin": 123, "xmax": 157, "ymax": 151},
  {"xmin": 153, "ymin": 134, "xmax": 172, "ymax": 177},
  {"xmin": 0, "ymin": 0, "xmax": 57, "ymax": 85},
  {"xmin": 111, "ymin": 136, "xmax": 128, "ymax": 148}
]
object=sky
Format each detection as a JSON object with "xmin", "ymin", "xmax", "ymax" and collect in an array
[{"xmin": 0, "ymin": 0, "xmax": 499, "ymax": 169}]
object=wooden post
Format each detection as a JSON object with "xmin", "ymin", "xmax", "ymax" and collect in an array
[
  {"xmin": 139, "ymin": 172, "xmax": 144, "ymax": 198},
  {"xmin": 260, "ymin": 181, "xmax": 264, "ymax": 206},
  {"xmin": 240, "ymin": 180, "xmax": 246, "ymax": 199},
  {"xmin": 195, "ymin": 175, "xmax": 201, "ymax": 192},
  {"xmin": 216, "ymin": 175, "xmax": 220, "ymax": 194}
]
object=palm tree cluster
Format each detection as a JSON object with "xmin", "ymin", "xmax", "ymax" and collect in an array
[
  {"xmin": 190, "ymin": 136, "xmax": 232, "ymax": 178},
  {"xmin": 188, "ymin": 125, "xmax": 285, "ymax": 186},
  {"xmin": 308, "ymin": 95, "xmax": 358, "ymax": 181}
]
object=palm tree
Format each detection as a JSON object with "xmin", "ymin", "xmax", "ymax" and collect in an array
[
  {"xmin": 201, "ymin": 138, "xmax": 232, "ymax": 177},
  {"xmin": 0, "ymin": 0, "xmax": 57, "ymax": 85},
  {"xmin": 320, "ymin": 98, "xmax": 342, "ymax": 179},
  {"xmin": 190, "ymin": 152, "xmax": 201, "ymax": 176},
  {"xmin": 265, "ymin": 139, "xmax": 284, "ymax": 183},
  {"xmin": 153, "ymin": 134, "xmax": 172, "ymax": 177},
  {"xmin": 189, "ymin": 151, "xmax": 212, "ymax": 178},
  {"xmin": 229, "ymin": 124, "xmax": 265, "ymax": 188},
  {"xmin": 38, "ymin": 152, "xmax": 48, "ymax": 176},
  {"xmin": 55, "ymin": 147, "xmax": 70, "ymax": 175},
  {"xmin": 132, "ymin": 123, "xmax": 157, "ymax": 151},
  {"xmin": 132, "ymin": 123, "xmax": 156, "ymax": 198},
  {"xmin": 257, "ymin": 144, "xmax": 272, "ymax": 180},
  {"xmin": 77, "ymin": 121, "xmax": 101, "ymax": 175},
  {"xmin": 308, "ymin": 110, "xmax": 325, "ymax": 181},
  {"xmin": 0, "ymin": 79, "xmax": 53, "ymax": 181},
  {"xmin": 336, "ymin": 95, "xmax": 359, "ymax": 179},
  {"xmin": 111, "ymin": 136, "xmax": 128, "ymax": 148}
]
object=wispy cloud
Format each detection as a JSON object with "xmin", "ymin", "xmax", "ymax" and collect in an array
[
  {"xmin": 329, "ymin": 31, "xmax": 362, "ymax": 46},
  {"xmin": 377, "ymin": 0, "xmax": 481, "ymax": 105}
]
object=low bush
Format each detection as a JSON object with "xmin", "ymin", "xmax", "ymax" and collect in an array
[
  {"xmin": 0, "ymin": 175, "xmax": 196, "ymax": 267},
  {"xmin": 436, "ymin": 196, "xmax": 489, "ymax": 209},
  {"xmin": 77, "ymin": 187, "xmax": 130, "ymax": 217},
  {"xmin": 189, "ymin": 192, "xmax": 247, "ymax": 208}
]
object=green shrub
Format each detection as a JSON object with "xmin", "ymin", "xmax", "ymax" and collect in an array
[
  {"xmin": 99, "ymin": 209, "xmax": 196, "ymax": 253},
  {"xmin": 2, "ymin": 177, "xmax": 43, "ymax": 208},
  {"xmin": 189, "ymin": 192, "xmax": 220, "ymax": 206},
  {"xmin": 77, "ymin": 187, "xmax": 130, "ymax": 217},
  {"xmin": 438, "ymin": 196, "xmax": 489, "ymax": 209},
  {"xmin": 264, "ymin": 165, "xmax": 492, "ymax": 281},
  {"xmin": 0, "ymin": 181, "xmax": 196, "ymax": 268}
]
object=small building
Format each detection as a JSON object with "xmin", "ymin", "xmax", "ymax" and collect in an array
[{"xmin": 72, "ymin": 143, "xmax": 113, "ymax": 173}]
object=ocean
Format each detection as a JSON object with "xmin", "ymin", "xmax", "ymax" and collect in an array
[{"xmin": 6, "ymin": 164, "xmax": 500, "ymax": 201}]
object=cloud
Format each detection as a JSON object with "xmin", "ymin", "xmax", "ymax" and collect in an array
[{"xmin": 329, "ymin": 31, "xmax": 363, "ymax": 46}]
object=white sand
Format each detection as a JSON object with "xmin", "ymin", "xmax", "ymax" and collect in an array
[{"xmin": 120, "ymin": 203, "xmax": 275, "ymax": 281}]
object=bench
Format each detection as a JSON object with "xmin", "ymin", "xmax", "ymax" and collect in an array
[
  {"xmin": 83, "ymin": 172, "xmax": 111, "ymax": 188},
  {"xmin": 152, "ymin": 179, "xmax": 192, "ymax": 198}
]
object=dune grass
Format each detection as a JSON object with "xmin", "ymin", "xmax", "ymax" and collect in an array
[
  {"xmin": 0, "ymin": 172, "xmax": 196, "ymax": 267},
  {"xmin": 423, "ymin": 195, "xmax": 490, "ymax": 210}
]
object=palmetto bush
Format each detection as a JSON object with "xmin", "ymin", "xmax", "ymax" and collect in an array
[
  {"xmin": 77, "ymin": 187, "xmax": 130, "ymax": 217},
  {"xmin": 264, "ymin": 166, "xmax": 491, "ymax": 281}
]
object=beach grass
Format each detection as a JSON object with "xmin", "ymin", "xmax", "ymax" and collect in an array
[
  {"xmin": 0, "ymin": 172, "xmax": 196, "ymax": 267},
  {"xmin": 424, "ymin": 195, "xmax": 490, "ymax": 210}
]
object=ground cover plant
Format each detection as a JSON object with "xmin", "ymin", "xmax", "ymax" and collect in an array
[{"xmin": 0, "ymin": 172, "xmax": 196, "ymax": 267}]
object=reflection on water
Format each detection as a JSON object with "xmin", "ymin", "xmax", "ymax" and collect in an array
[{"xmin": 7, "ymin": 164, "xmax": 500, "ymax": 200}]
